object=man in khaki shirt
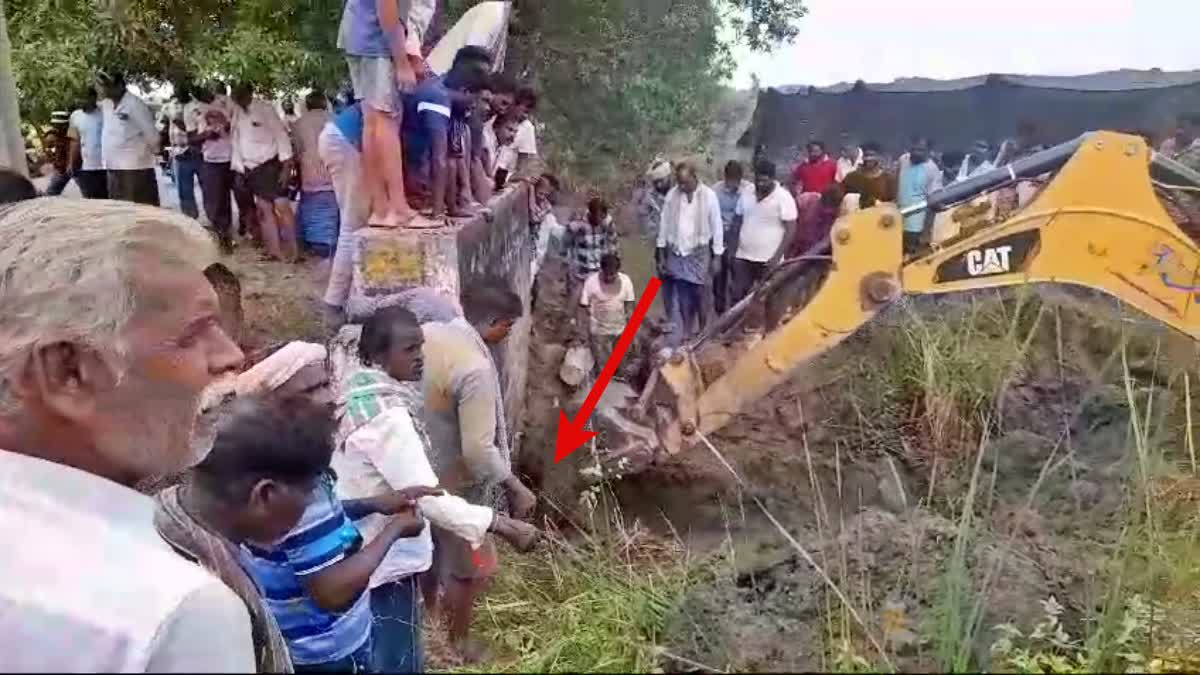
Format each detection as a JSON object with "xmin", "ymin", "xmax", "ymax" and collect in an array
[
  {"xmin": 0, "ymin": 199, "xmax": 254, "ymax": 672},
  {"xmin": 418, "ymin": 283, "xmax": 537, "ymax": 661}
]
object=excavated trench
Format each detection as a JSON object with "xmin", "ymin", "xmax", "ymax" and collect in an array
[{"xmin": 516, "ymin": 240, "xmax": 1186, "ymax": 670}]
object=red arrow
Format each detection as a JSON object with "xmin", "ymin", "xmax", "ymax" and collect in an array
[{"xmin": 554, "ymin": 276, "xmax": 662, "ymax": 463}]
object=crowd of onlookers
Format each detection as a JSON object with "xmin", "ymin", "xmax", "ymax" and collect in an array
[
  {"xmin": 5, "ymin": 2, "xmax": 1200, "ymax": 669},
  {"xmin": 1, "ymin": 2, "xmax": 568, "ymax": 674},
  {"xmin": 25, "ymin": 0, "xmax": 548, "ymax": 321},
  {"xmin": 587, "ymin": 114, "xmax": 1200, "ymax": 350},
  {"xmin": 0, "ymin": 187, "xmax": 541, "ymax": 672}
]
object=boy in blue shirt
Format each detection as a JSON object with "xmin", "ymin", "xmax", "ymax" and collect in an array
[{"xmin": 401, "ymin": 46, "xmax": 492, "ymax": 221}]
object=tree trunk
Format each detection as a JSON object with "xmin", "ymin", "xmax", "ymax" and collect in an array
[{"xmin": 0, "ymin": 0, "xmax": 27, "ymax": 176}]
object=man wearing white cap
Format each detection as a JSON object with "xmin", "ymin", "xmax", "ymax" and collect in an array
[
  {"xmin": 637, "ymin": 158, "xmax": 673, "ymax": 244},
  {"xmin": 235, "ymin": 341, "xmax": 333, "ymax": 404}
]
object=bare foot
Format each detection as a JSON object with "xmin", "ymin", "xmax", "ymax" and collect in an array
[
  {"xmin": 368, "ymin": 209, "xmax": 416, "ymax": 228},
  {"xmin": 448, "ymin": 201, "xmax": 480, "ymax": 218},
  {"xmin": 490, "ymin": 515, "xmax": 540, "ymax": 553},
  {"xmin": 406, "ymin": 213, "xmax": 447, "ymax": 229}
]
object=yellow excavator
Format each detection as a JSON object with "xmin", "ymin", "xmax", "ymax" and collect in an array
[{"xmin": 619, "ymin": 130, "xmax": 1200, "ymax": 465}]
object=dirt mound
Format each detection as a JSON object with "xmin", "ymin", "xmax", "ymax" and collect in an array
[
  {"xmin": 663, "ymin": 504, "xmax": 1094, "ymax": 672},
  {"xmin": 519, "ymin": 220, "xmax": 1195, "ymax": 670}
]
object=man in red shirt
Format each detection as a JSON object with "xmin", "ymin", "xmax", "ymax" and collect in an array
[{"xmin": 791, "ymin": 140, "xmax": 838, "ymax": 196}]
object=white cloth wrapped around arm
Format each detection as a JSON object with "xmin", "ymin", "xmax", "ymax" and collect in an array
[
  {"xmin": 352, "ymin": 406, "xmax": 495, "ymax": 549},
  {"xmin": 416, "ymin": 493, "xmax": 493, "ymax": 549}
]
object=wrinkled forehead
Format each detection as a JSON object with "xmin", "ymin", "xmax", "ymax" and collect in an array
[{"xmin": 125, "ymin": 258, "xmax": 219, "ymax": 330}]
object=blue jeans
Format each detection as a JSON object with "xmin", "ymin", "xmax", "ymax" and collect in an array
[
  {"xmin": 293, "ymin": 637, "xmax": 374, "ymax": 674},
  {"xmin": 175, "ymin": 155, "xmax": 202, "ymax": 219},
  {"xmin": 370, "ymin": 577, "xmax": 423, "ymax": 673}
]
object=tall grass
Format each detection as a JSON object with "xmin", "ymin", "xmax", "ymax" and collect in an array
[
  {"xmin": 448, "ymin": 490, "xmax": 705, "ymax": 674},
  {"xmin": 446, "ymin": 291, "xmax": 1200, "ymax": 673},
  {"xmin": 830, "ymin": 291, "xmax": 1200, "ymax": 672}
]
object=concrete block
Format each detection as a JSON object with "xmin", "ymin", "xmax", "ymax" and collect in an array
[{"xmin": 341, "ymin": 185, "xmax": 534, "ymax": 452}]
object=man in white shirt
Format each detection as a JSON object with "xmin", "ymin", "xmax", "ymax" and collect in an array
[
  {"xmin": 335, "ymin": 305, "xmax": 538, "ymax": 671},
  {"xmin": 657, "ymin": 161, "xmax": 724, "ymax": 344},
  {"xmin": 231, "ymin": 82, "xmax": 299, "ymax": 263},
  {"xmin": 502, "ymin": 85, "xmax": 539, "ymax": 181},
  {"xmin": 957, "ymin": 139, "xmax": 996, "ymax": 181},
  {"xmin": 732, "ymin": 159, "xmax": 798, "ymax": 305},
  {"xmin": 835, "ymin": 144, "xmax": 862, "ymax": 183},
  {"xmin": 481, "ymin": 77, "xmax": 539, "ymax": 187},
  {"xmin": 66, "ymin": 86, "xmax": 108, "ymax": 199},
  {"xmin": 99, "ymin": 72, "xmax": 161, "ymax": 205},
  {"xmin": 0, "ymin": 198, "xmax": 252, "ymax": 672},
  {"xmin": 188, "ymin": 82, "xmax": 238, "ymax": 253}
]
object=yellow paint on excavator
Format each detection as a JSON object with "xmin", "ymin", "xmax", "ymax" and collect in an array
[{"xmin": 652, "ymin": 131, "xmax": 1200, "ymax": 455}]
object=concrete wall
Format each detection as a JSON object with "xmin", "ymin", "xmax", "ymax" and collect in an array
[
  {"xmin": 453, "ymin": 185, "xmax": 534, "ymax": 447},
  {"xmin": 344, "ymin": 185, "xmax": 534, "ymax": 452}
]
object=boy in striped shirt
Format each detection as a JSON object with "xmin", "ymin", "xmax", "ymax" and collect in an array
[{"xmin": 239, "ymin": 463, "xmax": 438, "ymax": 672}]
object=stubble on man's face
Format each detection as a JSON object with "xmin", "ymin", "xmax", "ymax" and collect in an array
[
  {"xmin": 97, "ymin": 263, "xmax": 243, "ymax": 484},
  {"xmin": 755, "ymin": 175, "xmax": 774, "ymax": 197}
]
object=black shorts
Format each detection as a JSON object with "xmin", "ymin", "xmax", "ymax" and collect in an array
[
  {"xmin": 245, "ymin": 158, "xmax": 288, "ymax": 200},
  {"xmin": 106, "ymin": 169, "xmax": 160, "ymax": 206},
  {"xmin": 75, "ymin": 170, "xmax": 109, "ymax": 199}
]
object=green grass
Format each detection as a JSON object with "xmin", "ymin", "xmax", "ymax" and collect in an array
[
  {"xmin": 438, "ymin": 290, "xmax": 1200, "ymax": 674},
  {"xmin": 448, "ymin": 498, "xmax": 704, "ymax": 674},
  {"xmin": 818, "ymin": 292, "xmax": 1200, "ymax": 672}
]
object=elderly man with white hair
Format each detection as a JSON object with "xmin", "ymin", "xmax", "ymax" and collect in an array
[{"xmin": 0, "ymin": 199, "xmax": 253, "ymax": 671}]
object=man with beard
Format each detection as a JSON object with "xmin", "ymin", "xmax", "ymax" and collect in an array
[
  {"xmin": 840, "ymin": 142, "xmax": 897, "ymax": 210},
  {"xmin": 0, "ymin": 198, "xmax": 252, "ymax": 671},
  {"xmin": 731, "ymin": 159, "xmax": 798, "ymax": 305},
  {"xmin": 897, "ymin": 136, "xmax": 942, "ymax": 255}
]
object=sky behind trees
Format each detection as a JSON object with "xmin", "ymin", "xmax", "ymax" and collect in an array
[{"xmin": 735, "ymin": 0, "xmax": 1200, "ymax": 88}]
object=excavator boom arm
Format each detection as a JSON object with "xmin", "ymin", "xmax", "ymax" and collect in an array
[{"xmin": 641, "ymin": 131, "xmax": 1200, "ymax": 457}]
